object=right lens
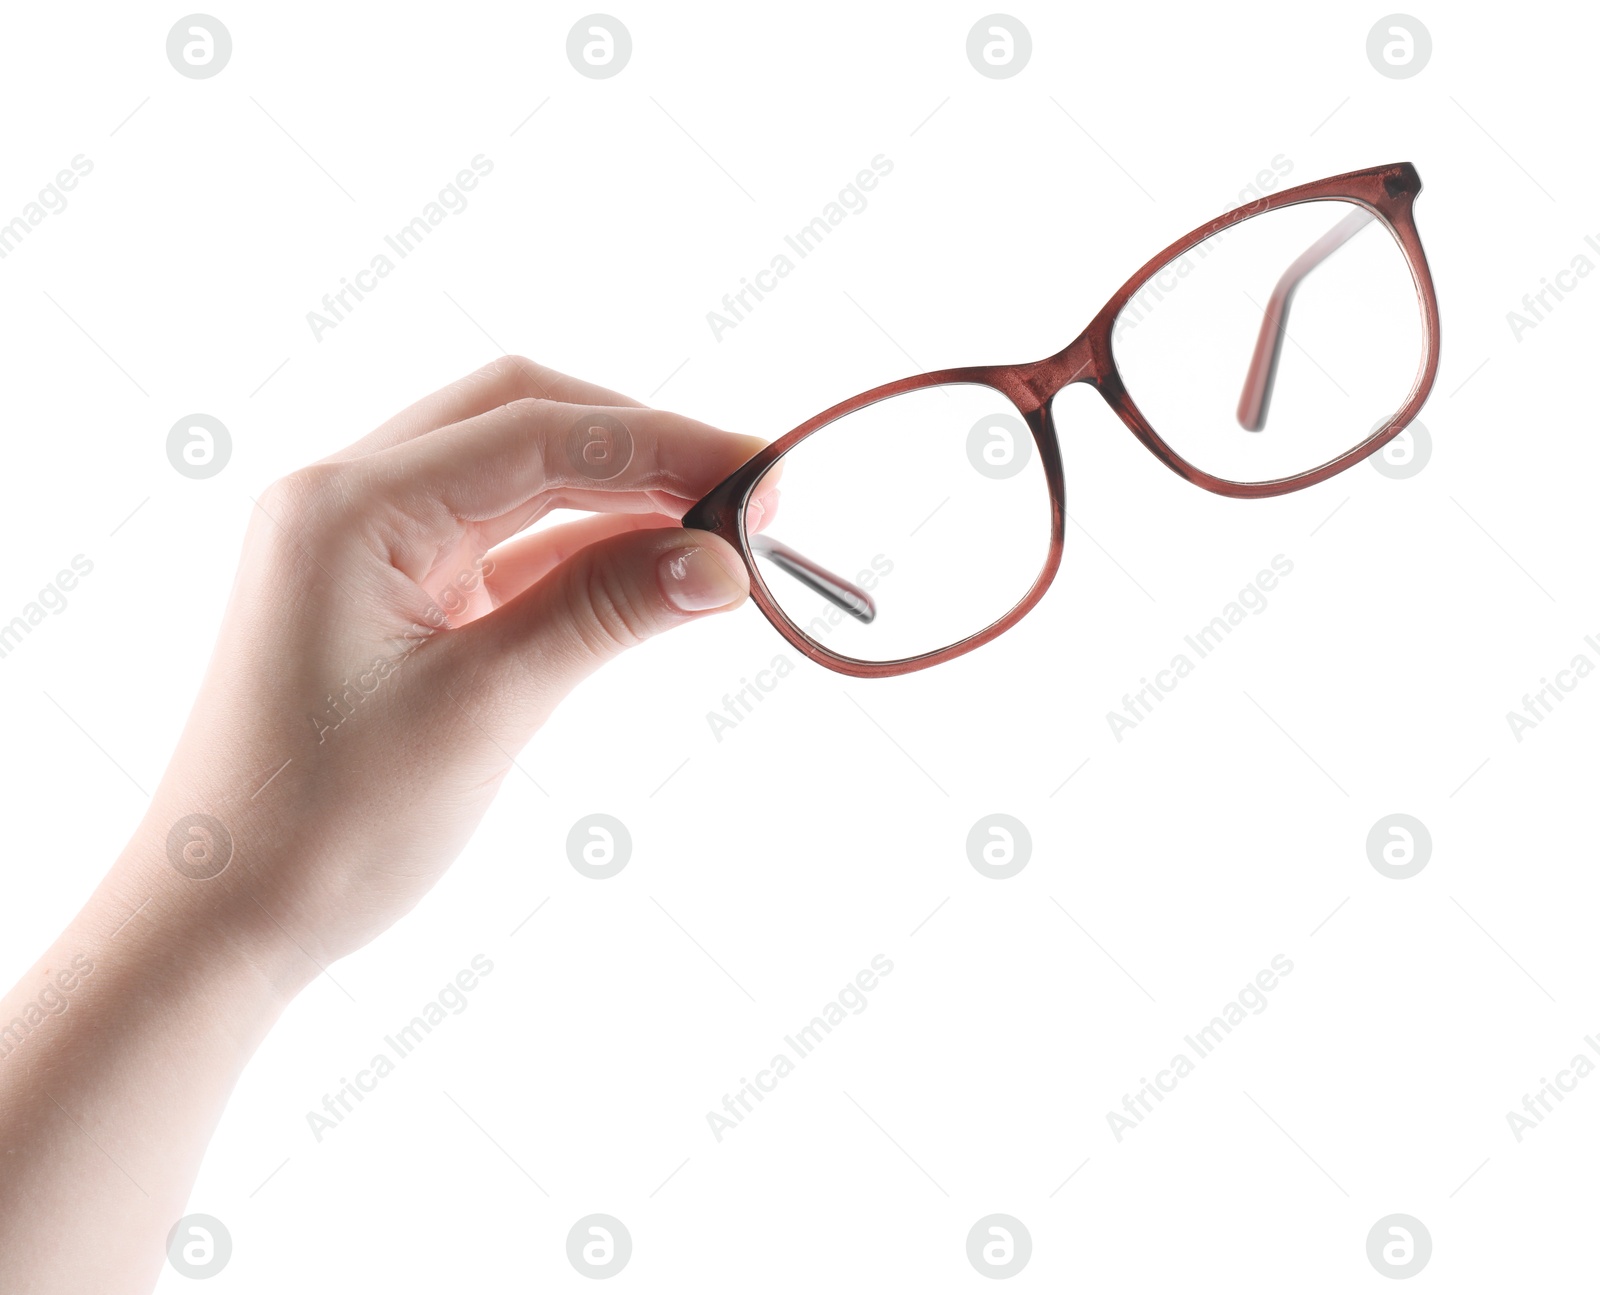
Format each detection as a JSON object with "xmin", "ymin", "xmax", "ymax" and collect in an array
[
  {"xmin": 745, "ymin": 383, "xmax": 1054, "ymax": 664},
  {"xmin": 1111, "ymin": 198, "xmax": 1425, "ymax": 484}
]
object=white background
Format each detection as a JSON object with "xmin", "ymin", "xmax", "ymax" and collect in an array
[{"xmin": 1, "ymin": 1, "xmax": 1595, "ymax": 1289}]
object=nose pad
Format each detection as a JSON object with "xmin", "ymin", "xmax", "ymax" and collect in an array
[
  {"xmin": 1046, "ymin": 381, "xmax": 1108, "ymax": 475},
  {"xmin": 1049, "ymin": 375, "xmax": 1146, "ymax": 467},
  {"xmin": 1024, "ymin": 395, "xmax": 1069, "ymax": 559}
]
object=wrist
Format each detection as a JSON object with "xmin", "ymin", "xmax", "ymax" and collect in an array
[{"xmin": 91, "ymin": 811, "xmax": 325, "ymax": 1018}]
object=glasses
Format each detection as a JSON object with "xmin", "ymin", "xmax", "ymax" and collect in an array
[{"xmin": 683, "ymin": 162, "xmax": 1441, "ymax": 677}]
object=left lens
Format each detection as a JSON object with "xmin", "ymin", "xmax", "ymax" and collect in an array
[
  {"xmin": 744, "ymin": 383, "xmax": 1053, "ymax": 665},
  {"xmin": 1111, "ymin": 198, "xmax": 1426, "ymax": 484}
]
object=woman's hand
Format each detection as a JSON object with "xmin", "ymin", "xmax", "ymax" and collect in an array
[
  {"xmin": 0, "ymin": 356, "xmax": 765, "ymax": 1293},
  {"xmin": 146, "ymin": 354, "xmax": 763, "ymax": 977}
]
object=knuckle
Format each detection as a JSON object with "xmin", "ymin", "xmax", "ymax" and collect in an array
[
  {"xmin": 487, "ymin": 354, "xmax": 551, "ymax": 401},
  {"xmin": 502, "ymin": 396, "xmax": 552, "ymax": 474},
  {"xmin": 254, "ymin": 462, "xmax": 366, "ymax": 545},
  {"xmin": 567, "ymin": 554, "xmax": 655, "ymax": 656},
  {"xmin": 259, "ymin": 463, "xmax": 341, "ymax": 520}
]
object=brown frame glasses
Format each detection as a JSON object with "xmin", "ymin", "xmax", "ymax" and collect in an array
[{"xmin": 683, "ymin": 161, "xmax": 1441, "ymax": 678}]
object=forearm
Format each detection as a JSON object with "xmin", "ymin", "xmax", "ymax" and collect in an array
[{"xmin": 0, "ymin": 828, "xmax": 306, "ymax": 1294}]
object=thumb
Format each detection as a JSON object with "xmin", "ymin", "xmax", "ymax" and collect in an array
[{"xmin": 446, "ymin": 527, "xmax": 750, "ymax": 707}]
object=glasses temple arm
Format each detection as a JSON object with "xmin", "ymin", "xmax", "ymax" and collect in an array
[
  {"xmin": 749, "ymin": 534, "xmax": 876, "ymax": 624},
  {"xmin": 1235, "ymin": 207, "xmax": 1377, "ymax": 432}
]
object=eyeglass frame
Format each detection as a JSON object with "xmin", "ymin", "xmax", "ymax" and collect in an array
[{"xmin": 682, "ymin": 160, "xmax": 1442, "ymax": 679}]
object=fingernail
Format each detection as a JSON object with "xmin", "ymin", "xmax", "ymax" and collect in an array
[
  {"xmin": 747, "ymin": 486, "xmax": 780, "ymax": 532},
  {"xmin": 660, "ymin": 546, "xmax": 746, "ymax": 612}
]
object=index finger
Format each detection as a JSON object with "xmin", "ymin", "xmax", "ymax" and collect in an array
[
  {"xmin": 320, "ymin": 355, "xmax": 646, "ymax": 464},
  {"xmin": 367, "ymin": 396, "xmax": 767, "ymax": 548}
]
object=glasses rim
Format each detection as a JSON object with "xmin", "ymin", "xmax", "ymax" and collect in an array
[
  {"xmin": 747, "ymin": 382, "xmax": 1064, "ymax": 678},
  {"xmin": 682, "ymin": 161, "xmax": 1442, "ymax": 678}
]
